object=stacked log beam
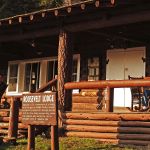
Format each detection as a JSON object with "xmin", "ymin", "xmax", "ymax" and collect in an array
[
  {"xmin": 0, "ymin": 110, "xmax": 28, "ymax": 138},
  {"xmin": 63, "ymin": 112, "xmax": 150, "ymax": 146},
  {"xmin": 17, "ymin": 110, "xmax": 28, "ymax": 137},
  {"xmin": 72, "ymin": 89, "xmax": 105, "ymax": 111},
  {"xmin": 63, "ymin": 119, "xmax": 150, "ymax": 127},
  {"xmin": 63, "ymin": 112, "xmax": 150, "ymax": 121},
  {"xmin": 0, "ymin": 97, "xmax": 28, "ymax": 139},
  {"xmin": 0, "ymin": 109, "xmax": 10, "ymax": 136}
]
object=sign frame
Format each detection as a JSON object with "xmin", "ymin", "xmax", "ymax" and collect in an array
[
  {"xmin": 22, "ymin": 92, "xmax": 57, "ymax": 126},
  {"xmin": 22, "ymin": 92, "xmax": 59, "ymax": 150}
]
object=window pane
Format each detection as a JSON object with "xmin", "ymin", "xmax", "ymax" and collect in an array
[
  {"xmin": 47, "ymin": 61, "xmax": 54, "ymax": 81},
  {"xmin": 10, "ymin": 64, "xmax": 18, "ymax": 77},
  {"xmin": 88, "ymin": 57, "xmax": 99, "ymax": 81},
  {"xmin": 47, "ymin": 61, "xmax": 58, "ymax": 82},
  {"xmin": 24, "ymin": 63, "xmax": 40, "ymax": 92},
  {"xmin": 8, "ymin": 64, "xmax": 18, "ymax": 92},
  {"xmin": 24, "ymin": 63, "xmax": 31, "ymax": 91},
  {"xmin": 72, "ymin": 59, "xmax": 78, "ymax": 82}
]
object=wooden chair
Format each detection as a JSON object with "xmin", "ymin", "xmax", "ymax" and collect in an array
[{"xmin": 128, "ymin": 75, "xmax": 144, "ymax": 111}]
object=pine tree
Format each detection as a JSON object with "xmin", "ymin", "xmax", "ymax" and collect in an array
[{"xmin": 0, "ymin": 0, "xmax": 63, "ymax": 19}]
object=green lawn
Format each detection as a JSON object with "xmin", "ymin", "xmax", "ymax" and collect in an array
[{"xmin": 0, "ymin": 136, "xmax": 148, "ymax": 150}]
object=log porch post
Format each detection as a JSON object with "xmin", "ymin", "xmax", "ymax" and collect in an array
[
  {"xmin": 58, "ymin": 29, "xmax": 73, "ymax": 112},
  {"xmin": 105, "ymin": 87, "xmax": 114, "ymax": 112},
  {"xmin": 8, "ymin": 97, "xmax": 19, "ymax": 139}
]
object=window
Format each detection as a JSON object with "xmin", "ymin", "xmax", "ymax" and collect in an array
[
  {"xmin": 46, "ymin": 54, "xmax": 80, "ymax": 82},
  {"xmin": 24, "ymin": 62, "xmax": 40, "ymax": 92},
  {"xmin": 47, "ymin": 60, "xmax": 58, "ymax": 82},
  {"xmin": 72, "ymin": 59, "xmax": 78, "ymax": 82},
  {"xmin": 7, "ymin": 55, "xmax": 80, "ymax": 95},
  {"xmin": 88, "ymin": 57, "xmax": 99, "ymax": 81},
  {"xmin": 8, "ymin": 64, "xmax": 18, "ymax": 92},
  {"xmin": 72, "ymin": 54, "xmax": 80, "ymax": 82}
]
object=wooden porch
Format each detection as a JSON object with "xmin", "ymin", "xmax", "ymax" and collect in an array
[
  {"xmin": 0, "ymin": 0, "xmax": 150, "ymax": 147},
  {"xmin": 0, "ymin": 79, "xmax": 149, "ymax": 146},
  {"xmin": 0, "ymin": 101, "xmax": 149, "ymax": 146},
  {"xmin": 63, "ymin": 112, "xmax": 150, "ymax": 146}
]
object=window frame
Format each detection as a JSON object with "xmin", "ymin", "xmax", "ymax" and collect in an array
[
  {"xmin": 6, "ymin": 55, "xmax": 80, "ymax": 95},
  {"xmin": 7, "ymin": 62, "xmax": 19, "ymax": 94}
]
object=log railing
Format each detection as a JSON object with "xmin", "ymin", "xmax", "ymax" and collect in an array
[
  {"xmin": 36, "ymin": 78, "xmax": 57, "ymax": 93},
  {"xmin": 64, "ymin": 79, "xmax": 150, "ymax": 112}
]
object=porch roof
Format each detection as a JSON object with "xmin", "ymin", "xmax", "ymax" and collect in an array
[
  {"xmin": 0, "ymin": 0, "xmax": 149, "ymax": 27},
  {"xmin": 0, "ymin": 0, "xmax": 150, "ymax": 60},
  {"xmin": 0, "ymin": 0, "xmax": 150, "ymax": 43},
  {"xmin": 0, "ymin": 0, "xmax": 114, "ymax": 25}
]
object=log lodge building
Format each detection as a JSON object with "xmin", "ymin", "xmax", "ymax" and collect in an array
[{"xmin": 0, "ymin": 0, "xmax": 150, "ymax": 146}]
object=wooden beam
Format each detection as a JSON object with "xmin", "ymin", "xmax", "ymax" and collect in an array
[
  {"xmin": 8, "ymin": 19, "xmax": 12, "ymax": 25},
  {"xmin": 27, "ymin": 125, "xmax": 35, "ymax": 150},
  {"xmin": 95, "ymin": 1, "xmax": 100, "ymax": 7},
  {"xmin": 58, "ymin": 30, "xmax": 73, "ymax": 111},
  {"xmin": 1, "ymin": 9, "xmax": 150, "ymax": 42},
  {"xmin": 65, "ymin": 131, "xmax": 150, "ymax": 140},
  {"xmin": 63, "ymin": 112, "xmax": 150, "ymax": 121},
  {"xmin": 65, "ymin": 10, "xmax": 150, "ymax": 32},
  {"xmin": 105, "ymin": 86, "xmax": 113, "ymax": 112},
  {"xmin": 64, "ymin": 125, "xmax": 150, "ymax": 134},
  {"xmin": 65, "ymin": 79, "xmax": 150, "ymax": 89},
  {"xmin": 19, "ymin": 17, "xmax": 22, "ymax": 23},
  {"xmin": 30, "ymin": 15, "xmax": 34, "ymax": 21},
  {"xmin": 80, "ymin": 4, "xmax": 85, "ymax": 10},
  {"xmin": 54, "ymin": 10, "xmax": 59, "ymax": 16},
  {"xmin": 0, "ymin": 28, "xmax": 59, "ymax": 42},
  {"xmin": 41, "ymin": 12, "xmax": 46, "ymax": 18},
  {"xmin": 8, "ymin": 97, "xmax": 19, "ymax": 139},
  {"xmin": 115, "ymin": 0, "xmax": 150, "ymax": 5},
  {"xmin": 67, "ymin": 7, "xmax": 72, "ymax": 13},
  {"xmin": 62, "ymin": 119, "xmax": 150, "ymax": 127},
  {"xmin": 51, "ymin": 126, "xmax": 59, "ymax": 150}
]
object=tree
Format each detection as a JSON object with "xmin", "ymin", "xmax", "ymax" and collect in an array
[
  {"xmin": 0, "ymin": 0, "xmax": 63, "ymax": 19},
  {"xmin": 40, "ymin": 0, "xmax": 63, "ymax": 8}
]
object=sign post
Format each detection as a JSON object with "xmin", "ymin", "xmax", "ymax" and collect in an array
[{"xmin": 22, "ymin": 92, "xmax": 58, "ymax": 150}]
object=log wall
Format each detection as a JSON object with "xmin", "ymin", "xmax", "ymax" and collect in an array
[
  {"xmin": 62, "ymin": 112, "xmax": 150, "ymax": 146},
  {"xmin": 0, "ymin": 97, "xmax": 27, "ymax": 139},
  {"xmin": 72, "ymin": 89, "xmax": 105, "ymax": 111},
  {"xmin": 0, "ymin": 109, "xmax": 27, "ymax": 138}
]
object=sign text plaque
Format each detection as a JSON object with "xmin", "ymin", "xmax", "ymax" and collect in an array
[{"xmin": 22, "ymin": 92, "xmax": 57, "ymax": 126}]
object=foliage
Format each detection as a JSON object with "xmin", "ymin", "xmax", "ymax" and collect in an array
[
  {"xmin": 0, "ymin": 0, "xmax": 63, "ymax": 19},
  {"xmin": 40, "ymin": 0, "xmax": 63, "ymax": 8},
  {"xmin": 0, "ymin": 136, "xmax": 147, "ymax": 150}
]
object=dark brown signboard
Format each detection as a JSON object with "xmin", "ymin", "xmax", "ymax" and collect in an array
[{"xmin": 22, "ymin": 92, "xmax": 57, "ymax": 125}]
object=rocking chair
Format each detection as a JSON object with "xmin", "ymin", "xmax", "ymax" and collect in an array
[{"xmin": 128, "ymin": 75, "xmax": 144, "ymax": 111}]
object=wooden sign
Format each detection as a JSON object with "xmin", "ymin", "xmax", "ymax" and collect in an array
[{"xmin": 22, "ymin": 92, "xmax": 57, "ymax": 126}]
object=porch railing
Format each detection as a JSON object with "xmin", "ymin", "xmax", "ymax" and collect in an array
[
  {"xmin": 36, "ymin": 78, "xmax": 57, "ymax": 93},
  {"xmin": 64, "ymin": 79, "xmax": 150, "ymax": 112}
]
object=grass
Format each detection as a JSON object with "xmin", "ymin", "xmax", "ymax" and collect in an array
[{"xmin": 0, "ymin": 136, "xmax": 148, "ymax": 150}]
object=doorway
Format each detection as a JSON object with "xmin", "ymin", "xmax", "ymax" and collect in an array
[{"xmin": 106, "ymin": 47, "xmax": 145, "ymax": 107}]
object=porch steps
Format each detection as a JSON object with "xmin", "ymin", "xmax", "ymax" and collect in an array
[{"xmin": 63, "ymin": 112, "xmax": 150, "ymax": 146}]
